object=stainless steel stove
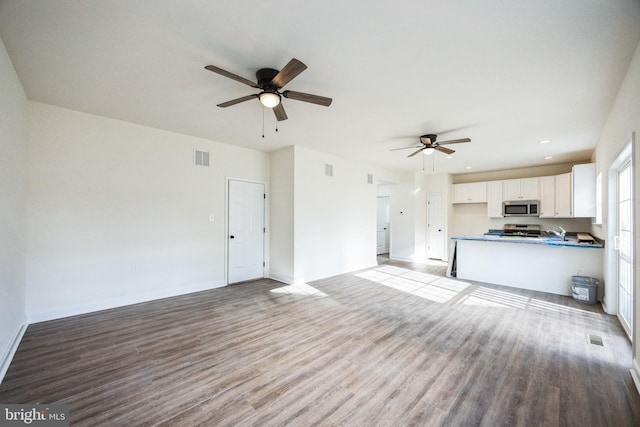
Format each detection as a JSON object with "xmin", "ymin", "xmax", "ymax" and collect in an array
[{"xmin": 485, "ymin": 224, "xmax": 543, "ymax": 238}]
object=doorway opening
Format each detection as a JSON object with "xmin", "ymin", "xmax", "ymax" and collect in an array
[{"xmin": 376, "ymin": 196, "xmax": 390, "ymax": 256}]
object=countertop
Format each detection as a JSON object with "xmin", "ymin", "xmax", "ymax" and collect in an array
[{"xmin": 451, "ymin": 234, "xmax": 604, "ymax": 249}]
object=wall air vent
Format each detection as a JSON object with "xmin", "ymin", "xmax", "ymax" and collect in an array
[
  {"xmin": 194, "ymin": 150, "xmax": 210, "ymax": 167},
  {"xmin": 325, "ymin": 164, "xmax": 334, "ymax": 177},
  {"xmin": 367, "ymin": 173, "xmax": 374, "ymax": 184}
]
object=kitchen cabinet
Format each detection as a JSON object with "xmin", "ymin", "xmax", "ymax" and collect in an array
[
  {"xmin": 539, "ymin": 176, "xmax": 555, "ymax": 218},
  {"xmin": 555, "ymin": 173, "xmax": 573, "ymax": 217},
  {"xmin": 487, "ymin": 180, "xmax": 503, "ymax": 217},
  {"xmin": 573, "ymin": 163, "xmax": 596, "ymax": 217},
  {"xmin": 453, "ymin": 182, "xmax": 487, "ymax": 204},
  {"xmin": 539, "ymin": 173, "xmax": 572, "ymax": 218},
  {"xmin": 503, "ymin": 177, "xmax": 539, "ymax": 200}
]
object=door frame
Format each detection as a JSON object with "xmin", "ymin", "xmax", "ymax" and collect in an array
[
  {"xmin": 226, "ymin": 177, "xmax": 268, "ymax": 284},
  {"xmin": 606, "ymin": 133, "xmax": 635, "ymax": 338}
]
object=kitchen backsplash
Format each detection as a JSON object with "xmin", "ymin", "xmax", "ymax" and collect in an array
[{"xmin": 451, "ymin": 203, "xmax": 593, "ymax": 237}]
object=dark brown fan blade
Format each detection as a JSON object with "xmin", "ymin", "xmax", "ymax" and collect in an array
[
  {"xmin": 271, "ymin": 58, "xmax": 307, "ymax": 88},
  {"xmin": 408, "ymin": 148, "xmax": 424, "ymax": 157},
  {"xmin": 437, "ymin": 137, "xmax": 471, "ymax": 145},
  {"xmin": 273, "ymin": 103, "xmax": 288, "ymax": 121},
  {"xmin": 390, "ymin": 145, "xmax": 422, "ymax": 151},
  {"xmin": 435, "ymin": 146, "xmax": 455, "ymax": 155},
  {"xmin": 217, "ymin": 94, "xmax": 258, "ymax": 108},
  {"xmin": 282, "ymin": 90, "xmax": 332, "ymax": 106},
  {"xmin": 205, "ymin": 65, "xmax": 259, "ymax": 88}
]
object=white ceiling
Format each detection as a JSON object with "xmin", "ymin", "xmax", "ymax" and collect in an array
[{"xmin": 1, "ymin": 0, "xmax": 639, "ymax": 175}]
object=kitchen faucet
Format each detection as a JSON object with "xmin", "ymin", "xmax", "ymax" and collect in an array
[{"xmin": 547, "ymin": 226, "xmax": 566, "ymax": 240}]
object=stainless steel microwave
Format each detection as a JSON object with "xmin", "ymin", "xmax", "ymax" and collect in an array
[{"xmin": 503, "ymin": 200, "xmax": 540, "ymax": 217}]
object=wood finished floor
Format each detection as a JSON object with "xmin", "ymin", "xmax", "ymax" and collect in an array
[{"xmin": 1, "ymin": 258, "xmax": 639, "ymax": 426}]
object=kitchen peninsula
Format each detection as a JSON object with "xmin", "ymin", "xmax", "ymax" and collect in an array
[{"xmin": 449, "ymin": 229, "xmax": 604, "ymax": 297}]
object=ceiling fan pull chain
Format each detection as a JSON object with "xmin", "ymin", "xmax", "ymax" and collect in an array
[{"xmin": 262, "ymin": 106, "xmax": 265, "ymax": 138}]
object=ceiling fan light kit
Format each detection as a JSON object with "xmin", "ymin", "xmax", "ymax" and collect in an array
[
  {"xmin": 205, "ymin": 58, "xmax": 332, "ymax": 121},
  {"xmin": 258, "ymin": 91, "xmax": 280, "ymax": 108}
]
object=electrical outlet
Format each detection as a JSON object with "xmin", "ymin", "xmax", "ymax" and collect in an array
[{"xmin": 131, "ymin": 264, "xmax": 138, "ymax": 273}]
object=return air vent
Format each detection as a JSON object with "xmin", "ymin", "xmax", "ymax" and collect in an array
[
  {"xmin": 194, "ymin": 150, "xmax": 210, "ymax": 167},
  {"xmin": 325, "ymin": 164, "xmax": 334, "ymax": 177}
]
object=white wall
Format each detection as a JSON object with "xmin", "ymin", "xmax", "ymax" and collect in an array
[
  {"xmin": 591, "ymin": 39, "xmax": 640, "ymax": 377},
  {"xmin": 293, "ymin": 146, "xmax": 377, "ymax": 282},
  {"xmin": 269, "ymin": 146, "xmax": 295, "ymax": 283},
  {"xmin": 26, "ymin": 102, "xmax": 269, "ymax": 322},
  {"xmin": 0, "ymin": 37, "xmax": 28, "ymax": 381}
]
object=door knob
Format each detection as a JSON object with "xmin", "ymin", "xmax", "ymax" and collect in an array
[{"xmin": 230, "ymin": 235, "xmax": 235, "ymax": 239}]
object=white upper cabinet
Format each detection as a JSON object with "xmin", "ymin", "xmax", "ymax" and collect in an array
[
  {"xmin": 540, "ymin": 172, "xmax": 575, "ymax": 218},
  {"xmin": 555, "ymin": 172, "xmax": 573, "ymax": 217},
  {"xmin": 572, "ymin": 163, "xmax": 596, "ymax": 217},
  {"xmin": 539, "ymin": 176, "xmax": 555, "ymax": 218},
  {"xmin": 503, "ymin": 177, "xmax": 540, "ymax": 200},
  {"xmin": 487, "ymin": 180, "xmax": 504, "ymax": 217},
  {"xmin": 453, "ymin": 182, "xmax": 487, "ymax": 204},
  {"xmin": 452, "ymin": 164, "xmax": 593, "ymax": 215}
]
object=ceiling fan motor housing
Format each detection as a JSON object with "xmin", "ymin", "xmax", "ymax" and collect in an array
[
  {"xmin": 256, "ymin": 68, "xmax": 280, "ymax": 89},
  {"xmin": 421, "ymin": 134, "xmax": 438, "ymax": 144}
]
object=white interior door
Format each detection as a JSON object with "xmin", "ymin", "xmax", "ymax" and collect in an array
[
  {"xmin": 617, "ymin": 158, "xmax": 633, "ymax": 336},
  {"xmin": 376, "ymin": 196, "xmax": 390, "ymax": 255},
  {"xmin": 228, "ymin": 180, "xmax": 265, "ymax": 284},
  {"xmin": 427, "ymin": 194, "xmax": 445, "ymax": 260}
]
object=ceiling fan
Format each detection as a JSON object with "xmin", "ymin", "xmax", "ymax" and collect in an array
[
  {"xmin": 204, "ymin": 58, "xmax": 332, "ymax": 121},
  {"xmin": 391, "ymin": 134, "xmax": 471, "ymax": 157}
]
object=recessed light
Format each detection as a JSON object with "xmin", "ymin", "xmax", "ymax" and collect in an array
[
  {"xmin": 446, "ymin": 156, "xmax": 453, "ymax": 159},
  {"xmin": 539, "ymin": 140, "xmax": 551, "ymax": 144},
  {"xmin": 465, "ymin": 166, "xmax": 472, "ymax": 170},
  {"xmin": 544, "ymin": 156, "xmax": 553, "ymax": 160}
]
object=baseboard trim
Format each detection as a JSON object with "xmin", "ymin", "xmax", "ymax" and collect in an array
[
  {"xmin": 0, "ymin": 322, "xmax": 28, "ymax": 385},
  {"xmin": 269, "ymin": 272, "xmax": 303, "ymax": 286},
  {"xmin": 631, "ymin": 358, "xmax": 640, "ymax": 396},
  {"xmin": 389, "ymin": 255, "xmax": 425, "ymax": 263},
  {"xmin": 27, "ymin": 280, "xmax": 227, "ymax": 324}
]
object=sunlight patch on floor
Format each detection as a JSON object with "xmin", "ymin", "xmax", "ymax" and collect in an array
[
  {"xmin": 270, "ymin": 283, "xmax": 328, "ymax": 297},
  {"xmin": 374, "ymin": 265, "xmax": 412, "ymax": 276},
  {"xmin": 356, "ymin": 269, "xmax": 396, "ymax": 283},
  {"xmin": 355, "ymin": 265, "xmax": 472, "ymax": 304},
  {"xmin": 356, "ymin": 262, "xmax": 601, "ymax": 317},
  {"xmin": 411, "ymin": 283, "xmax": 461, "ymax": 303},
  {"xmin": 458, "ymin": 286, "xmax": 601, "ymax": 318},
  {"xmin": 401, "ymin": 270, "xmax": 442, "ymax": 285}
]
